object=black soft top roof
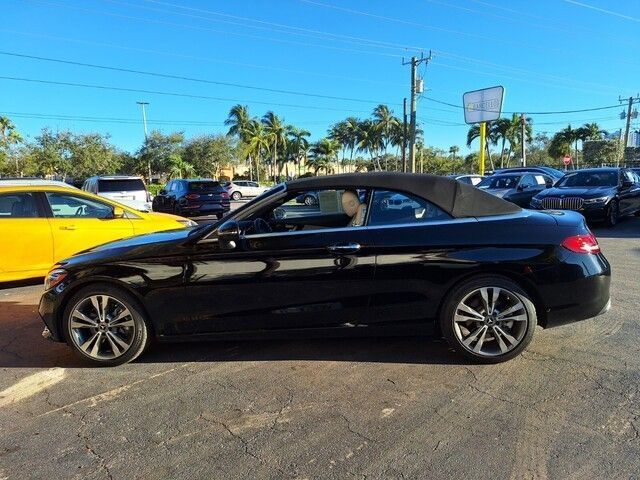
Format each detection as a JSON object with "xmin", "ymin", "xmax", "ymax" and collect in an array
[{"xmin": 287, "ymin": 172, "xmax": 521, "ymax": 218}]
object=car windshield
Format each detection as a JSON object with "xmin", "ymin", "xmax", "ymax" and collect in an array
[
  {"xmin": 98, "ymin": 179, "xmax": 145, "ymax": 192},
  {"xmin": 478, "ymin": 175, "xmax": 521, "ymax": 190},
  {"xmin": 556, "ymin": 171, "xmax": 617, "ymax": 187},
  {"xmin": 188, "ymin": 181, "xmax": 221, "ymax": 191}
]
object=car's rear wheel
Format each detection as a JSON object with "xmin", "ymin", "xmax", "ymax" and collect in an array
[
  {"xmin": 440, "ymin": 276, "xmax": 537, "ymax": 363},
  {"xmin": 62, "ymin": 284, "xmax": 151, "ymax": 367},
  {"xmin": 605, "ymin": 200, "xmax": 618, "ymax": 227},
  {"xmin": 231, "ymin": 191, "xmax": 242, "ymax": 200}
]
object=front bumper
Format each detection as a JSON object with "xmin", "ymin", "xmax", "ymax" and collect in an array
[
  {"xmin": 529, "ymin": 202, "xmax": 608, "ymax": 221},
  {"xmin": 39, "ymin": 290, "xmax": 65, "ymax": 342}
]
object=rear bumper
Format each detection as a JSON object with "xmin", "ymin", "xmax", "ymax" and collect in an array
[{"xmin": 541, "ymin": 252, "xmax": 611, "ymax": 328}]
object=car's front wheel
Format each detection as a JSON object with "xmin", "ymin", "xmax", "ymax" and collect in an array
[
  {"xmin": 304, "ymin": 194, "xmax": 317, "ymax": 206},
  {"xmin": 231, "ymin": 191, "xmax": 242, "ymax": 200},
  {"xmin": 62, "ymin": 284, "xmax": 151, "ymax": 366},
  {"xmin": 605, "ymin": 200, "xmax": 618, "ymax": 227},
  {"xmin": 440, "ymin": 276, "xmax": 537, "ymax": 363}
]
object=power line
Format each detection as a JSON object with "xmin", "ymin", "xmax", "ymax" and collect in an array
[
  {"xmin": 0, "ymin": 51, "xmax": 402, "ymax": 106},
  {"xmin": 22, "ymin": 0, "xmax": 404, "ymax": 59},
  {"xmin": 563, "ymin": 0, "xmax": 640, "ymax": 23},
  {"xmin": 0, "ymin": 76, "xmax": 378, "ymax": 113},
  {"xmin": 424, "ymin": 97, "xmax": 623, "ymax": 115},
  {"xmin": 1, "ymin": 29, "xmax": 405, "ymax": 88}
]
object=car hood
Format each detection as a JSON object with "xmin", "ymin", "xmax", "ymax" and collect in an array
[
  {"xmin": 58, "ymin": 228, "xmax": 195, "ymax": 269},
  {"xmin": 536, "ymin": 186, "xmax": 616, "ymax": 198}
]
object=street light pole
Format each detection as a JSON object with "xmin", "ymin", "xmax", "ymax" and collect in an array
[{"xmin": 136, "ymin": 101, "xmax": 150, "ymax": 180}]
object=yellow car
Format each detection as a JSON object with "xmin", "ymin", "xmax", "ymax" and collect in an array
[{"xmin": 0, "ymin": 180, "xmax": 197, "ymax": 283}]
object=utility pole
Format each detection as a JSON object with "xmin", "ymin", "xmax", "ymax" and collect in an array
[
  {"xmin": 136, "ymin": 101, "xmax": 150, "ymax": 180},
  {"xmin": 520, "ymin": 113, "xmax": 527, "ymax": 167},
  {"xmin": 403, "ymin": 52, "xmax": 432, "ymax": 173},
  {"xmin": 402, "ymin": 98, "xmax": 407, "ymax": 173},
  {"xmin": 619, "ymin": 95, "xmax": 640, "ymax": 153}
]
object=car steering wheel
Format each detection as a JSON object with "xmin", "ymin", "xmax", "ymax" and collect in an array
[{"xmin": 253, "ymin": 217, "xmax": 272, "ymax": 234}]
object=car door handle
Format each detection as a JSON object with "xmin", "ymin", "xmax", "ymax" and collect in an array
[
  {"xmin": 59, "ymin": 225, "xmax": 77, "ymax": 231},
  {"xmin": 327, "ymin": 243, "xmax": 361, "ymax": 254}
]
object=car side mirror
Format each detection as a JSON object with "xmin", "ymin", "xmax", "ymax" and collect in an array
[
  {"xmin": 112, "ymin": 206, "xmax": 125, "ymax": 218},
  {"xmin": 545, "ymin": 180, "xmax": 554, "ymax": 188},
  {"xmin": 216, "ymin": 220, "xmax": 240, "ymax": 249},
  {"xmin": 622, "ymin": 180, "xmax": 634, "ymax": 188}
]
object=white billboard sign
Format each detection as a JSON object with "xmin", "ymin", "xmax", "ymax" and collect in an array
[{"xmin": 463, "ymin": 86, "xmax": 505, "ymax": 124}]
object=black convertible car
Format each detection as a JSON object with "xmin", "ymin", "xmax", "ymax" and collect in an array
[{"xmin": 39, "ymin": 173, "xmax": 611, "ymax": 366}]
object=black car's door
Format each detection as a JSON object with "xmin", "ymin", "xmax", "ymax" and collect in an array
[
  {"xmin": 364, "ymin": 189, "xmax": 475, "ymax": 331},
  {"xmin": 181, "ymin": 225, "xmax": 376, "ymax": 335},
  {"xmin": 619, "ymin": 170, "xmax": 640, "ymax": 214},
  {"xmin": 509, "ymin": 174, "xmax": 539, "ymax": 207}
]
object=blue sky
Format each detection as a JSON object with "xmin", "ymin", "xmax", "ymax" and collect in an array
[{"xmin": 1, "ymin": 0, "xmax": 639, "ymax": 154}]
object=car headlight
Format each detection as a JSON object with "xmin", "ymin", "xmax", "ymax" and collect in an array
[
  {"xmin": 583, "ymin": 196, "xmax": 609, "ymax": 205},
  {"xmin": 177, "ymin": 219, "xmax": 198, "ymax": 227},
  {"xmin": 44, "ymin": 268, "xmax": 68, "ymax": 291}
]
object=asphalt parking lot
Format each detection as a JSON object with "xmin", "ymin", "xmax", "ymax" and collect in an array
[{"xmin": 1, "ymin": 218, "xmax": 639, "ymax": 479}]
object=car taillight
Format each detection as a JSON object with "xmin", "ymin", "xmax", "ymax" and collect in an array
[
  {"xmin": 220, "ymin": 191, "xmax": 229, "ymax": 199},
  {"xmin": 561, "ymin": 234, "xmax": 600, "ymax": 254},
  {"xmin": 185, "ymin": 193, "xmax": 200, "ymax": 200}
]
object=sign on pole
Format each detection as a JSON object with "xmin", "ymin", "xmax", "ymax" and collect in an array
[{"xmin": 463, "ymin": 86, "xmax": 505, "ymax": 124}]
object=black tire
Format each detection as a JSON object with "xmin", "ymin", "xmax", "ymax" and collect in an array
[
  {"xmin": 304, "ymin": 194, "xmax": 316, "ymax": 206},
  {"xmin": 62, "ymin": 284, "xmax": 151, "ymax": 367},
  {"xmin": 439, "ymin": 276, "xmax": 537, "ymax": 364},
  {"xmin": 605, "ymin": 200, "xmax": 618, "ymax": 227},
  {"xmin": 231, "ymin": 191, "xmax": 242, "ymax": 200}
]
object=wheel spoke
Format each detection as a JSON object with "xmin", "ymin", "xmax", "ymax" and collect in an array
[
  {"xmin": 109, "ymin": 308, "xmax": 132, "ymax": 326},
  {"xmin": 80, "ymin": 332, "xmax": 99, "ymax": 354},
  {"xmin": 494, "ymin": 325, "xmax": 518, "ymax": 347},
  {"xmin": 90, "ymin": 332, "xmax": 103, "ymax": 357},
  {"xmin": 479, "ymin": 288, "xmax": 490, "ymax": 314},
  {"xmin": 99, "ymin": 296, "xmax": 109, "ymax": 324},
  {"xmin": 71, "ymin": 311, "xmax": 97, "ymax": 328},
  {"xmin": 454, "ymin": 313, "xmax": 485, "ymax": 323},
  {"xmin": 492, "ymin": 326, "xmax": 509, "ymax": 353},
  {"xmin": 89, "ymin": 296, "xmax": 102, "ymax": 321},
  {"xmin": 472, "ymin": 326, "xmax": 489, "ymax": 353},
  {"xmin": 497, "ymin": 302, "xmax": 524, "ymax": 319},
  {"xmin": 462, "ymin": 325, "xmax": 487, "ymax": 348},
  {"xmin": 499, "ymin": 314, "xmax": 528, "ymax": 323},
  {"xmin": 488, "ymin": 288, "xmax": 501, "ymax": 315},
  {"xmin": 457, "ymin": 302, "xmax": 484, "ymax": 320},
  {"xmin": 105, "ymin": 332, "xmax": 121, "ymax": 356},
  {"xmin": 107, "ymin": 331, "xmax": 130, "ymax": 351}
]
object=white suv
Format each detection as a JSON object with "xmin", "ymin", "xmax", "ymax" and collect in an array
[
  {"xmin": 224, "ymin": 180, "xmax": 270, "ymax": 200},
  {"xmin": 83, "ymin": 175, "xmax": 152, "ymax": 212}
]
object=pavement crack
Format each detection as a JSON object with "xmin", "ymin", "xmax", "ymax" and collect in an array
[
  {"xmin": 77, "ymin": 411, "xmax": 113, "ymax": 480},
  {"xmin": 337, "ymin": 412, "xmax": 374, "ymax": 443}
]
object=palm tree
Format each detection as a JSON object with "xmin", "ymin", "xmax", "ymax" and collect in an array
[
  {"xmin": 328, "ymin": 121, "xmax": 350, "ymax": 173},
  {"xmin": 357, "ymin": 120, "xmax": 384, "ymax": 170},
  {"xmin": 507, "ymin": 114, "xmax": 533, "ymax": 167},
  {"xmin": 557, "ymin": 125, "xmax": 580, "ymax": 168},
  {"xmin": 168, "ymin": 154, "xmax": 195, "ymax": 179},
  {"xmin": 287, "ymin": 126, "xmax": 310, "ymax": 178},
  {"xmin": 245, "ymin": 120, "xmax": 269, "ymax": 183},
  {"xmin": 308, "ymin": 138, "xmax": 339, "ymax": 175},
  {"xmin": 224, "ymin": 105, "xmax": 251, "ymax": 140},
  {"xmin": 580, "ymin": 122, "xmax": 607, "ymax": 141},
  {"xmin": 489, "ymin": 118, "xmax": 511, "ymax": 168},
  {"xmin": 372, "ymin": 104, "xmax": 400, "ymax": 170},
  {"xmin": 262, "ymin": 111, "xmax": 286, "ymax": 182},
  {"xmin": 343, "ymin": 117, "xmax": 361, "ymax": 165}
]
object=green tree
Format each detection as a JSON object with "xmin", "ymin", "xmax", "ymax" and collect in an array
[
  {"xmin": 308, "ymin": 138, "xmax": 339, "ymax": 175},
  {"xmin": 467, "ymin": 123, "xmax": 496, "ymax": 170},
  {"xmin": 0, "ymin": 116, "xmax": 24, "ymax": 175},
  {"xmin": 137, "ymin": 131, "xmax": 184, "ymax": 179},
  {"xmin": 287, "ymin": 126, "xmax": 310, "ymax": 177},
  {"xmin": 168, "ymin": 153, "xmax": 195, "ymax": 179},
  {"xmin": 67, "ymin": 133, "xmax": 122, "ymax": 178},
  {"xmin": 356, "ymin": 119, "xmax": 383, "ymax": 170},
  {"xmin": 244, "ymin": 120, "xmax": 270, "ymax": 183},
  {"xmin": 224, "ymin": 104, "xmax": 251, "ymax": 140},
  {"xmin": 372, "ymin": 104, "xmax": 400, "ymax": 170},
  {"xmin": 183, "ymin": 134, "xmax": 236, "ymax": 178}
]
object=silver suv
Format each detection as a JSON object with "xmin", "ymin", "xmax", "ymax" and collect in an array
[{"xmin": 83, "ymin": 176, "xmax": 151, "ymax": 212}]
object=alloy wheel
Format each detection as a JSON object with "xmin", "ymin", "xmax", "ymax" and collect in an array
[
  {"xmin": 68, "ymin": 295, "xmax": 136, "ymax": 360},
  {"xmin": 453, "ymin": 286, "xmax": 529, "ymax": 357}
]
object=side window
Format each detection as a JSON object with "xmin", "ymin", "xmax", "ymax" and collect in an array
[
  {"xmin": 0, "ymin": 193, "xmax": 40, "ymax": 218},
  {"xmin": 168, "ymin": 181, "xmax": 176, "ymax": 192},
  {"xmin": 250, "ymin": 182, "xmax": 259, "ymax": 187},
  {"xmin": 520, "ymin": 175, "xmax": 536, "ymax": 188},
  {"xmin": 368, "ymin": 190, "xmax": 450, "ymax": 226},
  {"xmin": 46, "ymin": 192, "xmax": 113, "ymax": 219}
]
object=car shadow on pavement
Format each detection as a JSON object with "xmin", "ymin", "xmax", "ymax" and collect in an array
[{"xmin": 0, "ymin": 300, "xmax": 465, "ymax": 368}]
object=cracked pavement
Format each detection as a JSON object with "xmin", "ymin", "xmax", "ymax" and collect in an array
[{"xmin": 1, "ymin": 220, "xmax": 639, "ymax": 479}]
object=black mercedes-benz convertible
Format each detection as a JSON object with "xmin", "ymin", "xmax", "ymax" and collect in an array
[{"xmin": 39, "ymin": 173, "xmax": 611, "ymax": 366}]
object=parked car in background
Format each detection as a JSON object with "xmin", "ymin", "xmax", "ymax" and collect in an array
[
  {"xmin": 530, "ymin": 167, "xmax": 640, "ymax": 226},
  {"xmin": 448, "ymin": 174, "xmax": 485, "ymax": 186},
  {"xmin": 224, "ymin": 180, "xmax": 270, "ymax": 200},
  {"xmin": 38, "ymin": 173, "xmax": 611, "ymax": 366},
  {"xmin": 0, "ymin": 182, "xmax": 195, "ymax": 283},
  {"xmin": 82, "ymin": 176, "xmax": 152, "ymax": 212},
  {"xmin": 295, "ymin": 190, "xmax": 319, "ymax": 205},
  {"xmin": 152, "ymin": 179, "xmax": 230, "ymax": 218},
  {"xmin": 492, "ymin": 166, "xmax": 564, "ymax": 182},
  {"xmin": 477, "ymin": 173, "xmax": 553, "ymax": 207}
]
